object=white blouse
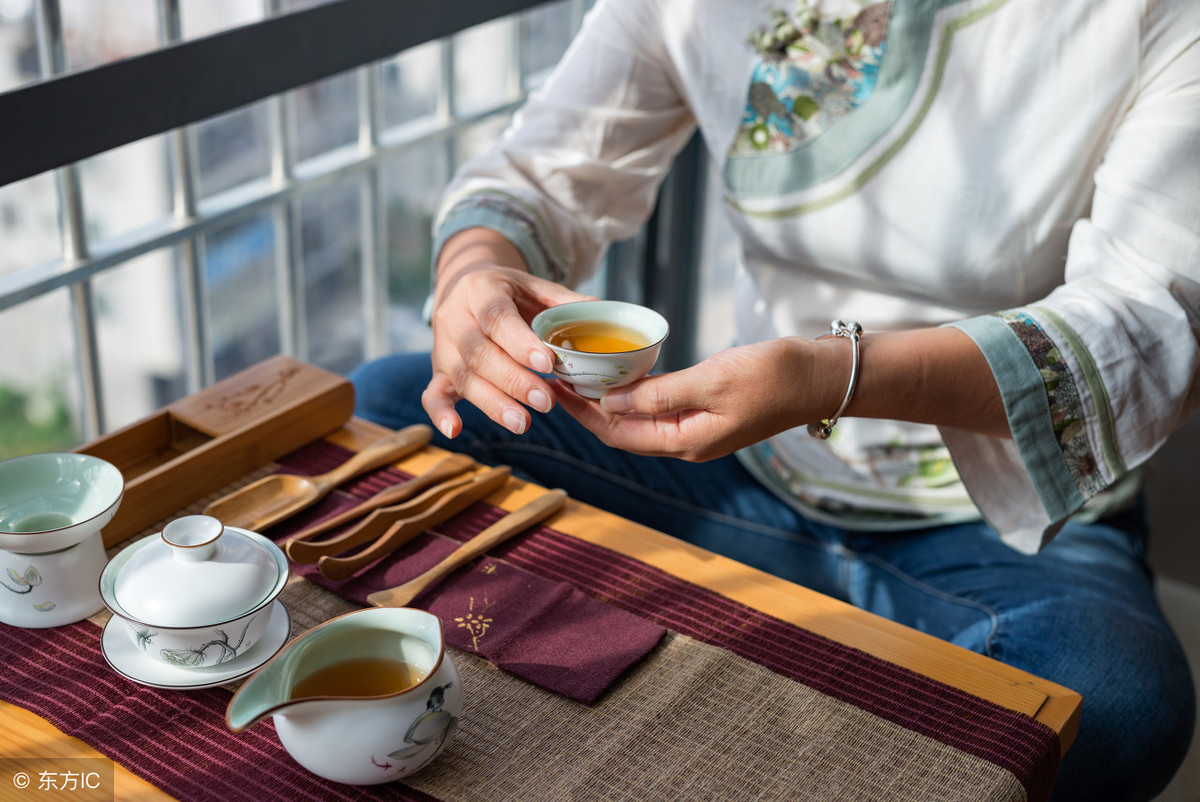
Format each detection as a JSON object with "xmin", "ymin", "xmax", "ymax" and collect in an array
[{"xmin": 433, "ymin": 0, "xmax": 1200, "ymax": 553}]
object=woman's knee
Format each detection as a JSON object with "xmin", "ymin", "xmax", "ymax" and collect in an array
[
  {"xmin": 348, "ymin": 353, "xmax": 433, "ymax": 431},
  {"xmin": 994, "ymin": 596, "xmax": 1195, "ymax": 801}
]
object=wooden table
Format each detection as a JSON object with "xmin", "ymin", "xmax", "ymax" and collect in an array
[{"xmin": 1, "ymin": 411, "xmax": 1081, "ymax": 802}]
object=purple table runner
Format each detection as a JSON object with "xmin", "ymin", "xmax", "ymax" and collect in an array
[{"xmin": 0, "ymin": 440, "xmax": 1061, "ymax": 801}]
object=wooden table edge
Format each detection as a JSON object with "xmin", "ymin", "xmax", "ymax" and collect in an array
[{"xmin": 0, "ymin": 700, "xmax": 173, "ymax": 801}]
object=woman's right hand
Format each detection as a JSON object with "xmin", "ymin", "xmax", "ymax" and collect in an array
[{"xmin": 423, "ymin": 228, "xmax": 591, "ymax": 438}]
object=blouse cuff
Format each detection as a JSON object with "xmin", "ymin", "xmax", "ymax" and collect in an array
[
  {"xmin": 943, "ymin": 313, "xmax": 1090, "ymax": 552},
  {"xmin": 433, "ymin": 191, "xmax": 568, "ymax": 284}
]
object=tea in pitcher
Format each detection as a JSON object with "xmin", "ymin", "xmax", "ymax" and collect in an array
[
  {"xmin": 290, "ymin": 655, "xmax": 428, "ymax": 699},
  {"xmin": 545, "ymin": 320, "xmax": 649, "ymax": 353}
]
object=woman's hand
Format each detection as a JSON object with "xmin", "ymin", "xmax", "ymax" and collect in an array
[
  {"xmin": 553, "ymin": 338, "xmax": 835, "ymax": 461},
  {"xmin": 424, "ymin": 228, "xmax": 590, "ymax": 438},
  {"xmin": 553, "ymin": 326, "xmax": 1009, "ymax": 461}
]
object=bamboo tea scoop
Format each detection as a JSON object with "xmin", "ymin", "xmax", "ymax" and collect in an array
[
  {"xmin": 367, "ymin": 488, "xmax": 568, "ymax": 608},
  {"xmin": 203, "ymin": 424, "xmax": 432, "ymax": 531}
]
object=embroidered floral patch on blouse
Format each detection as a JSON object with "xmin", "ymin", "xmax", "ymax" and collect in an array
[
  {"xmin": 999, "ymin": 310, "xmax": 1107, "ymax": 498},
  {"xmin": 732, "ymin": 0, "xmax": 892, "ymax": 156}
]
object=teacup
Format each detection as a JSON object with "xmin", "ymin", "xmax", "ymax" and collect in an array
[
  {"xmin": 0, "ymin": 452, "xmax": 124, "ymax": 628},
  {"xmin": 531, "ymin": 300, "xmax": 669, "ymax": 399}
]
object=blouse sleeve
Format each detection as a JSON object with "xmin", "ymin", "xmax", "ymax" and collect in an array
[
  {"xmin": 432, "ymin": 0, "xmax": 696, "ymax": 287},
  {"xmin": 943, "ymin": 11, "xmax": 1200, "ymax": 553}
]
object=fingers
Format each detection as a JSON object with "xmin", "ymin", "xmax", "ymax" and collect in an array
[
  {"xmin": 555, "ymin": 378, "xmax": 719, "ymax": 460},
  {"xmin": 431, "ymin": 335, "xmax": 554, "ymax": 436},
  {"xmin": 428, "ymin": 271, "xmax": 567, "ymax": 435},
  {"xmin": 468, "ymin": 290, "xmax": 555, "ymax": 374},
  {"xmin": 421, "ymin": 373, "xmax": 463, "ymax": 440},
  {"xmin": 598, "ymin": 368, "xmax": 707, "ymax": 418},
  {"xmin": 553, "ymin": 344, "xmax": 803, "ymax": 461}
]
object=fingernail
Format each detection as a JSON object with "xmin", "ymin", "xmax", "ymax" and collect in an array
[
  {"xmin": 528, "ymin": 388, "xmax": 552, "ymax": 413},
  {"xmin": 530, "ymin": 349, "xmax": 553, "ymax": 374},
  {"xmin": 439, "ymin": 419, "xmax": 455, "ymax": 440},
  {"xmin": 502, "ymin": 408, "xmax": 527, "ymax": 435},
  {"xmin": 601, "ymin": 389, "xmax": 632, "ymax": 414}
]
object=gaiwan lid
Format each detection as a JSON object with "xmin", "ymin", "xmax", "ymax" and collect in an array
[{"xmin": 113, "ymin": 515, "xmax": 280, "ymax": 627}]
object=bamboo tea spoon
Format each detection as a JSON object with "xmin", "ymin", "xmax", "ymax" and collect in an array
[
  {"xmin": 203, "ymin": 424, "xmax": 432, "ymax": 531},
  {"xmin": 366, "ymin": 489, "xmax": 568, "ymax": 608},
  {"xmin": 284, "ymin": 470, "xmax": 478, "ymax": 563},
  {"xmin": 317, "ymin": 466, "xmax": 512, "ymax": 581},
  {"xmin": 282, "ymin": 452, "xmax": 475, "ymax": 550}
]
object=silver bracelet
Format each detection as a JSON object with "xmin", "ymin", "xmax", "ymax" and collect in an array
[{"xmin": 807, "ymin": 320, "xmax": 862, "ymax": 440}]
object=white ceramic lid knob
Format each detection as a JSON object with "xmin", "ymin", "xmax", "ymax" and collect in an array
[{"xmin": 163, "ymin": 515, "xmax": 223, "ymax": 561}]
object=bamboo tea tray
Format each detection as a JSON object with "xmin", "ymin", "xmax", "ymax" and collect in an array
[{"xmin": 77, "ymin": 355, "xmax": 355, "ymax": 546}]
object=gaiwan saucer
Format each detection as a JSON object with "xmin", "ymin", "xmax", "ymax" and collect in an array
[{"xmin": 101, "ymin": 600, "xmax": 291, "ymax": 690}]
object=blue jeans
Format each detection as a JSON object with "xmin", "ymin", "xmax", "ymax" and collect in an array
[{"xmin": 351, "ymin": 353, "xmax": 1194, "ymax": 801}]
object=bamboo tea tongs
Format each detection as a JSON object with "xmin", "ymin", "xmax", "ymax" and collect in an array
[
  {"xmin": 366, "ymin": 488, "xmax": 568, "ymax": 608},
  {"xmin": 306, "ymin": 466, "xmax": 514, "ymax": 581}
]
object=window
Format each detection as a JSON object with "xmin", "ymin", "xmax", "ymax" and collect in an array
[{"xmin": 0, "ymin": 0, "xmax": 591, "ymax": 457}]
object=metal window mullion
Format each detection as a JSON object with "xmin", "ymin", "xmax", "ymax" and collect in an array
[
  {"xmin": 35, "ymin": 0, "xmax": 104, "ymax": 439},
  {"xmin": 434, "ymin": 35, "xmax": 459, "ymax": 297},
  {"xmin": 266, "ymin": 0, "xmax": 305, "ymax": 361},
  {"xmin": 438, "ymin": 37, "xmax": 458, "ymax": 180},
  {"xmin": 158, "ymin": 0, "xmax": 212, "ymax": 392},
  {"xmin": 358, "ymin": 62, "xmax": 388, "ymax": 360},
  {"xmin": 510, "ymin": 12, "xmax": 525, "ymax": 99}
]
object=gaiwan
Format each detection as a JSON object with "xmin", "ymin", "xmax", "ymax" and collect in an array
[{"xmin": 99, "ymin": 515, "xmax": 288, "ymax": 668}]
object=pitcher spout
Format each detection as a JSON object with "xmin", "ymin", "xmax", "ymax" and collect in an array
[{"xmin": 225, "ymin": 655, "xmax": 300, "ymax": 732}]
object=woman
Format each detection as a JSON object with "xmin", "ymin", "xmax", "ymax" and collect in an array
[{"xmin": 352, "ymin": 0, "xmax": 1198, "ymax": 797}]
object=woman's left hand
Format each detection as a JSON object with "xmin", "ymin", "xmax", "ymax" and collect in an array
[{"xmin": 553, "ymin": 338, "xmax": 834, "ymax": 461}]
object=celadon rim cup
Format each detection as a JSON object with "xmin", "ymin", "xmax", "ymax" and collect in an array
[
  {"xmin": 531, "ymin": 300, "xmax": 669, "ymax": 399},
  {"xmin": 0, "ymin": 452, "xmax": 125, "ymax": 554},
  {"xmin": 98, "ymin": 526, "xmax": 289, "ymax": 669}
]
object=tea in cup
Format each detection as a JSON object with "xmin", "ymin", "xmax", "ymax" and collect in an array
[{"xmin": 531, "ymin": 300, "xmax": 669, "ymax": 399}]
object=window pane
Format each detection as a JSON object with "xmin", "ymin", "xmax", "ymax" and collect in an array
[
  {"xmin": 61, "ymin": 0, "xmax": 157, "ymax": 74},
  {"xmin": 194, "ymin": 101, "xmax": 272, "ymax": 200},
  {"xmin": 453, "ymin": 18, "xmax": 515, "ymax": 116},
  {"xmin": 79, "ymin": 134, "xmax": 170, "ymax": 243},
  {"xmin": 298, "ymin": 177, "xmax": 363, "ymax": 375},
  {"xmin": 382, "ymin": 142, "xmax": 447, "ymax": 354},
  {"xmin": 520, "ymin": 0, "xmax": 578, "ymax": 88},
  {"xmin": 205, "ymin": 213, "xmax": 281, "ymax": 380},
  {"xmin": 0, "ymin": 1, "xmax": 37, "ymax": 93},
  {"xmin": 380, "ymin": 41, "xmax": 440, "ymax": 132},
  {"xmin": 0, "ymin": 172, "xmax": 60, "ymax": 277},
  {"xmin": 180, "ymin": 0, "xmax": 263, "ymax": 39},
  {"xmin": 0, "ymin": 289, "xmax": 82, "ymax": 458},
  {"xmin": 93, "ymin": 249, "xmax": 185, "ymax": 432},
  {"xmin": 454, "ymin": 117, "xmax": 510, "ymax": 168},
  {"xmin": 291, "ymin": 70, "xmax": 359, "ymax": 164}
]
